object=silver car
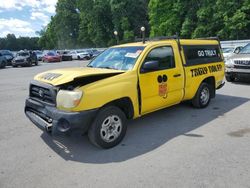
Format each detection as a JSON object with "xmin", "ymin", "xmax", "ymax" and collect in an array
[{"xmin": 225, "ymin": 43, "xmax": 250, "ymax": 82}]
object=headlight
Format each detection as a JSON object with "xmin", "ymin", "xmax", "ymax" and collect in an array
[
  {"xmin": 225, "ymin": 59, "xmax": 234, "ymax": 68},
  {"xmin": 56, "ymin": 89, "xmax": 83, "ymax": 109}
]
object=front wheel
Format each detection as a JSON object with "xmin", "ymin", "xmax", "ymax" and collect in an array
[
  {"xmin": 1, "ymin": 61, "xmax": 6, "ymax": 68},
  {"xmin": 192, "ymin": 83, "xmax": 211, "ymax": 108},
  {"xmin": 88, "ymin": 106, "xmax": 127, "ymax": 149},
  {"xmin": 225, "ymin": 74, "xmax": 235, "ymax": 82}
]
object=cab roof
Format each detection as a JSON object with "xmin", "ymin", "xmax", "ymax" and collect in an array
[{"xmin": 114, "ymin": 39, "xmax": 220, "ymax": 48}]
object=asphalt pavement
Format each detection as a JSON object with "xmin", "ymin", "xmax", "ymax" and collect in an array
[{"xmin": 0, "ymin": 61, "xmax": 250, "ymax": 188}]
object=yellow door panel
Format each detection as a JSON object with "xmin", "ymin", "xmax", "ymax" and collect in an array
[{"xmin": 139, "ymin": 45, "xmax": 185, "ymax": 114}]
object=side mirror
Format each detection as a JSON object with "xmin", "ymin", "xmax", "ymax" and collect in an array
[{"xmin": 141, "ymin": 61, "xmax": 159, "ymax": 73}]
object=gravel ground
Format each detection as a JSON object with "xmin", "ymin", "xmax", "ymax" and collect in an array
[{"xmin": 0, "ymin": 61, "xmax": 250, "ymax": 188}]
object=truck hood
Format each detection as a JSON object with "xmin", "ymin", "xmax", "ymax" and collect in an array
[
  {"xmin": 34, "ymin": 67, "xmax": 125, "ymax": 86},
  {"xmin": 14, "ymin": 56, "xmax": 28, "ymax": 60},
  {"xmin": 229, "ymin": 53, "xmax": 250, "ymax": 60}
]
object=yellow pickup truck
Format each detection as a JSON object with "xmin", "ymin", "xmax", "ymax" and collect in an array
[{"xmin": 25, "ymin": 38, "xmax": 225, "ymax": 148}]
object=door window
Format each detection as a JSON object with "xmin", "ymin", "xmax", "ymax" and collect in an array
[{"xmin": 142, "ymin": 46, "xmax": 175, "ymax": 71}]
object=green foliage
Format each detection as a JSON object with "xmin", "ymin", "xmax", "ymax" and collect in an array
[
  {"xmin": 149, "ymin": 0, "xmax": 250, "ymax": 40},
  {"xmin": 40, "ymin": 0, "xmax": 149, "ymax": 48},
  {"xmin": 0, "ymin": 34, "xmax": 40, "ymax": 51},
  {"xmin": 4, "ymin": 0, "xmax": 249, "ymax": 50}
]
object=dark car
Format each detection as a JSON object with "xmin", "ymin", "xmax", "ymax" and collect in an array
[
  {"xmin": 0, "ymin": 52, "xmax": 7, "ymax": 68},
  {"xmin": 0, "ymin": 50, "xmax": 14, "ymax": 65},
  {"xmin": 12, "ymin": 51, "xmax": 38, "ymax": 67},
  {"xmin": 57, "ymin": 50, "xmax": 72, "ymax": 61}
]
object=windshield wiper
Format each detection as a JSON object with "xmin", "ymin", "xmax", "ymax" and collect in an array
[{"xmin": 99, "ymin": 66, "xmax": 117, "ymax": 70}]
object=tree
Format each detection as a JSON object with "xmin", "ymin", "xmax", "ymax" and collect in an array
[
  {"xmin": 111, "ymin": 0, "xmax": 149, "ymax": 43},
  {"xmin": 54, "ymin": 0, "xmax": 80, "ymax": 49}
]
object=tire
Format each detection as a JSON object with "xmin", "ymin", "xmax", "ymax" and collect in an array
[
  {"xmin": 88, "ymin": 106, "xmax": 127, "ymax": 149},
  {"xmin": 27, "ymin": 60, "xmax": 32, "ymax": 67},
  {"xmin": 77, "ymin": 56, "xmax": 80, "ymax": 60},
  {"xmin": 225, "ymin": 74, "xmax": 235, "ymax": 82},
  {"xmin": 1, "ymin": 61, "xmax": 6, "ymax": 68},
  {"xmin": 35, "ymin": 61, "xmax": 38, "ymax": 66},
  {"xmin": 192, "ymin": 82, "xmax": 211, "ymax": 108}
]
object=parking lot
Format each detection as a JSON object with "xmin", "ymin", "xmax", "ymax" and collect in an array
[{"xmin": 0, "ymin": 60, "xmax": 250, "ymax": 188}]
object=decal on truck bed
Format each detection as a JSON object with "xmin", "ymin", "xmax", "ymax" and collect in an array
[
  {"xmin": 183, "ymin": 45, "xmax": 223, "ymax": 66},
  {"xmin": 191, "ymin": 64, "xmax": 223, "ymax": 77}
]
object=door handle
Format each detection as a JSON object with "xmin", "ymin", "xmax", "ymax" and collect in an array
[{"xmin": 173, "ymin": 74, "xmax": 181, "ymax": 78}]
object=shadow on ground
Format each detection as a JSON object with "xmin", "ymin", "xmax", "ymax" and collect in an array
[
  {"xmin": 40, "ymin": 94, "xmax": 249, "ymax": 164},
  {"xmin": 231, "ymin": 78, "xmax": 250, "ymax": 85}
]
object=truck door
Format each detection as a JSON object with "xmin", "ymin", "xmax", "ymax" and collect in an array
[{"xmin": 139, "ymin": 45, "xmax": 185, "ymax": 114}]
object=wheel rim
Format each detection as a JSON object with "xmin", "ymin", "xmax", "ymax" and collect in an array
[
  {"xmin": 200, "ymin": 87, "xmax": 210, "ymax": 105},
  {"xmin": 100, "ymin": 115, "xmax": 122, "ymax": 143}
]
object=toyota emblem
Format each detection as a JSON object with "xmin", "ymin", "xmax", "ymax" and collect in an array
[{"xmin": 38, "ymin": 89, "xmax": 44, "ymax": 98}]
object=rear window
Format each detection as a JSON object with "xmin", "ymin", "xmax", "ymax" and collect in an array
[{"xmin": 183, "ymin": 45, "xmax": 223, "ymax": 66}]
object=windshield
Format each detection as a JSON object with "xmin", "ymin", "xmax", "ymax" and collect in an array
[
  {"xmin": 222, "ymin": 48, "xmax": 234, "ymax": 53},
  {"xmin": 17, "ymin": 52, "xmax": 29, "ymax": 56},
  {"xmin": 47, "ymin": 52, "xmax": 56, "ymax": 56},
  {"xmin": 88, "ymin": 47, "xmax": 144, "ymax": 71},
  {"xmin": 239, "ymin": 44, "xmax": 250, "ymax": 54}
]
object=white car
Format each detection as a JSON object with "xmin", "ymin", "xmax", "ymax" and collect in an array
[
  {"xmin": 222, "ymin": 46, "xmax": 243, "ymax": 60},
  {"xmin": 70, "ymin": 50, "xmax": 90, "ymax": 60}
]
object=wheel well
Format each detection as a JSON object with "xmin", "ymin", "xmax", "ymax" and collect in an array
[
  {"xmin": 202, "ymin": 76, "xmax": 215, "ymax": 98},
  {"xmin": 104, "ymin": 97, "xmax": 134, "ymax": 119}
]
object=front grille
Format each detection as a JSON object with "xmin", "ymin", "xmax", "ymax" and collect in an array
[
  {"xmin": 15, "ymin": 59, "xmax": 24, "ymax": 63},
  {"xmin": 234, "ymin": 65, "xmax": 250, "ymax": 69},
  {"xmin": 234, "ymin": 60, "xmax": 250, "ymax": 65},
  {"xmin": 30, "ymin": 84, "xmax": 56, "ymax": 105}
]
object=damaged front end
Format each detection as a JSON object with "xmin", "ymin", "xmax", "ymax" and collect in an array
[{"xmin": 25, "ymin": 68, "xmax": 124, "ymax": 134}]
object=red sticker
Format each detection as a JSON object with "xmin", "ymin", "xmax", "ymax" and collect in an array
[{"xmin": 159, "ymin": 83, "xmax": 168, "ymax": 97}]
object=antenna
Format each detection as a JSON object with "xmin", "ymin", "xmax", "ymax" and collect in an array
[{"xmin": 141, "ymin": 27, "xmax": 146, "ymax": 44}]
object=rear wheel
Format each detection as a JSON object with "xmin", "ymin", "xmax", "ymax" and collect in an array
[
  {"xmin": 192, "ymin": 83, "xmax": 211, "ymax": 108},
  {"xmin": 88, "ymin": 106, "xmax": 127, "ymax": 149}
]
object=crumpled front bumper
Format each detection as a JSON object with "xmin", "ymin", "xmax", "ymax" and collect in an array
[{"xmin": 25, "ymin": 98, "xmax": 97, "ymax": 133}]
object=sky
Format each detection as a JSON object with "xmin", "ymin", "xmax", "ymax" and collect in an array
[{"xmin": 0, "ymin": 0, "xmax": 58, "ymax": 38}]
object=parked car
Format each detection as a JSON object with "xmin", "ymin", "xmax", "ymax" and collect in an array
[
  {"xmin": 57, "ymin": 50, "xmax": 73, "ymax": 61},
  {"xmin": 0, "ymin": 52, "xmax": 7, "ymax": 68},
  {"xmin": 12, "ymin": 50, "xmax": 38, "ymax": 67},
  {"xmin": 42, "ymin": 51, "xmax": 61, "ymax": 63},
  {"xmin": 34, "ymin": 51, "xmax": 44, "ymax": 61},
  {"xmin": 91, "ymin": 50, "xmax": 103, "ymax": 58},
  {"xmin": 0, "ymin": 50, "xmax": 14, "ymax": 65},
  {"xmin": 70, "ymin": 50, "xmax": 91, "ymax": 60},
  {"xmin": 222, "ymin": 46, "xmax": 243, "ymax": 59},
  {"xmin": 225, "ymin": 43, "xmax": 250, "ymax": 82}
]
